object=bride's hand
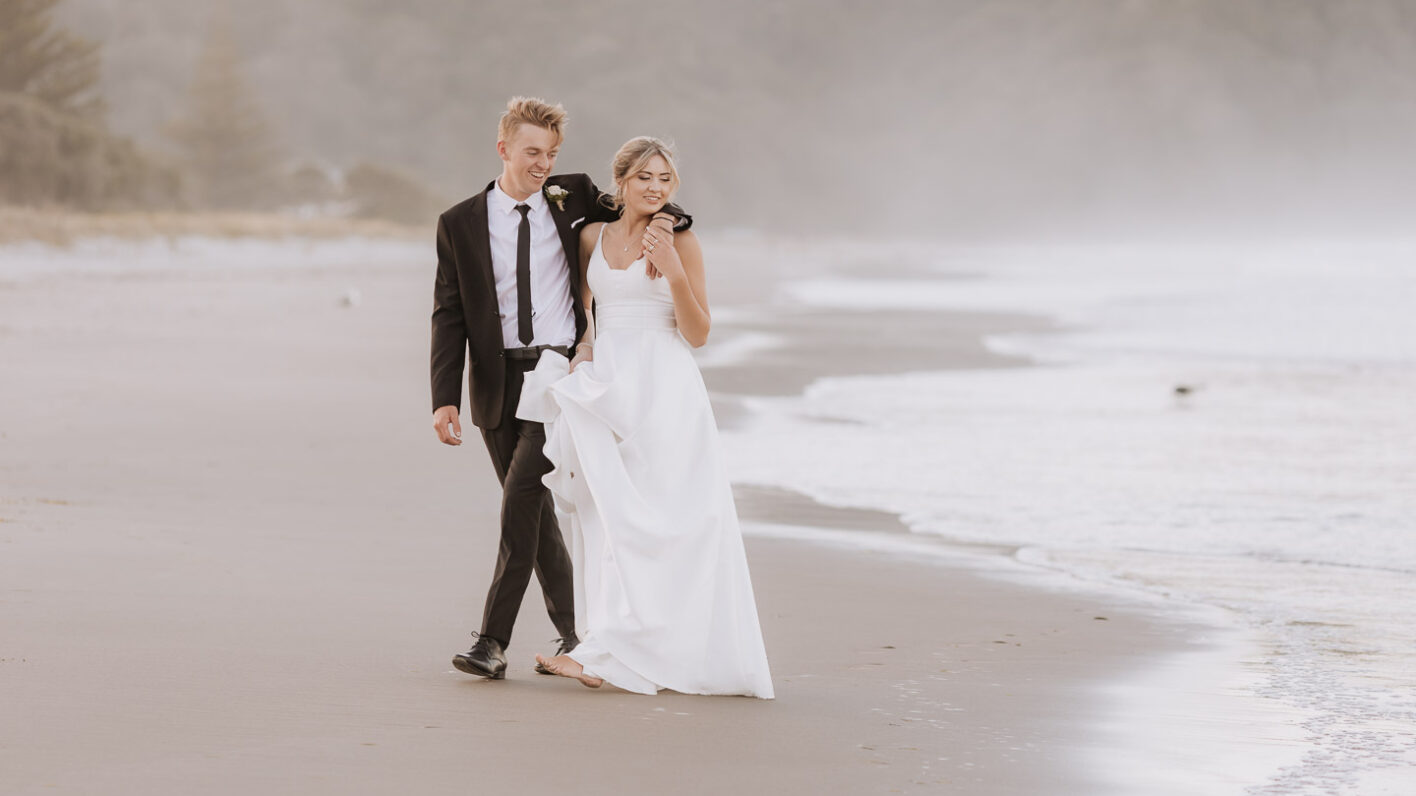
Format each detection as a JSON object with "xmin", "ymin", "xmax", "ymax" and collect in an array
[
  {"xmin": 641, "ymin": 218, "xmax": 675, "ymax": 279},
  {"xmin": 569, "ymin": 345, "xmax": 593, "ymax": 372},
  {"xmin": 644, "ymin": 227, "xmax": 684, "ymax": 282}
]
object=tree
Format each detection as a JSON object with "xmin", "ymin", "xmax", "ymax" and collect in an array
[
  {"xmin": 0, "ymin": 0, "xmax": 177, "ymax": 210},
  {"xmin": 0, "ymin": 91, "xmax": 178, "ymax": 208},
  {"xmin": 166, "ymin": 21, "xmax": 279, "ymax": 209},
  {"xmin": 0, "ymin": 0, "xmax": 102, "ymax": 117}
]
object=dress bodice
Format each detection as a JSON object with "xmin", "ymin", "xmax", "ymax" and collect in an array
[{"xmin": 588, "ymin": 227, "xmax": 677, "ymax": 331}]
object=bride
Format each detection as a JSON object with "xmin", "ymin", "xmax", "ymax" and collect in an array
[{"xmin": 515, "ymin": 137, "xmax": 773, "ymax": 698}]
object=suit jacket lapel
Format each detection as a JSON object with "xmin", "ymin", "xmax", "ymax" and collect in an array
[{"xmin": 470, "ymin": 180, "xmax": 496, "ymax": 304}]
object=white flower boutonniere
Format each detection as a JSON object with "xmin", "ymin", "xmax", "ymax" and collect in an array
[{"xmin": 544, "ymin": 185, "xmax": 570, "ymax": 211}]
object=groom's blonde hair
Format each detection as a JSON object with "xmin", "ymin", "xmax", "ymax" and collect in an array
[{"xmin": 498, "ymin": 96, "xmax": 566, "ymax": 146}]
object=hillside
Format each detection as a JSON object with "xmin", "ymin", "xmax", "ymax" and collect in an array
[{"xmin": 55, "ymin": 0, "xmax": 1416, "ymax": 237}]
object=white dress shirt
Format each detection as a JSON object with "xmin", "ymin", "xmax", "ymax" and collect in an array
[{"xmin": 486, "ymin": 179, "xmax": 577, "ymax": 349}]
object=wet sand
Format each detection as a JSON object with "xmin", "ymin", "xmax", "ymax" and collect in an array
[{"xmin": 0, "ymin": 239, "xmax": 1216, "ymax": 794}]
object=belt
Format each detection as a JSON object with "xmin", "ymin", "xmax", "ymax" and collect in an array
[{"xmin": 503, "ymin": 344, "xmax": 570, "ymax": 361}]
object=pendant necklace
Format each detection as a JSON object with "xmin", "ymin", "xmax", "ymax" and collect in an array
[{"xmin": 621, "ymin": 223, "xmax": 646, "ymax": 253}]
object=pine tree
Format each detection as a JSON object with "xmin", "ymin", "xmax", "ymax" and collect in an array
[
  {"xmin": 166, "ymin": 21, "xmax": 278, "ymax": 209},
  {"xmin": 0, "ymin": 0, "xmax": 103, "ymax": 117}
]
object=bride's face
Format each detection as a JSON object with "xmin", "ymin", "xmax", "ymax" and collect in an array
[{"xmin": 619, "ymin": 154, "xmax": 676, "ymax": 216}]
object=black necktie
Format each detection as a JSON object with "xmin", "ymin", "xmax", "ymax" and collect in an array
[{"xmin": 514, "ymin": 203, "xmax": 533, "ymax": 345}]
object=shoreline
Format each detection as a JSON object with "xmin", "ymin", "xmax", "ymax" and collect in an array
[
  {"xmin": 723, "ymin": 241, "xmax": 1416, "ymax": 791},
  {"xmin": 0, "ymin": 235, "xmax": 1301, "ymax": 793},
  {"xmin": 701, "ymin": 246, "xmax": 1317, "ymax": 791},
  {"xmin": 734, "ymin": 505, "xmax": 1308, "ymax": 794}
]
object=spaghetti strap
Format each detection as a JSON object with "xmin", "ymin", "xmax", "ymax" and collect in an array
[{"xmin": 588, "ymin": 223, "xmax": 607, "ymax": 269}]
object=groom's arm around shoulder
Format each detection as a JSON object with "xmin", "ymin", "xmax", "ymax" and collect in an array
[
  {"xmin": 574, "ymin": 172, "xmax": 692, "ymax": 231},
  {"xmin": 557, "ymin": 173, "xmax": 613, "ymax": 224}
]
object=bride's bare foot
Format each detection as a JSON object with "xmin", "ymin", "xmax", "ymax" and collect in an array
[{"xmin": 534, "ymin": 653, "xmax": 603, "ymax": 688}]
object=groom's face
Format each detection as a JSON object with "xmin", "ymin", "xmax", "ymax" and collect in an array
[{"xmin": 497, "ymin": 123, "xmax": 560, "ymax": 200}]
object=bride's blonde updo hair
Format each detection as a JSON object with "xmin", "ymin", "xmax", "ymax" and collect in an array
[{"xmin": 605, "ymin": 136, "xmax": 680, "ymax": 211}]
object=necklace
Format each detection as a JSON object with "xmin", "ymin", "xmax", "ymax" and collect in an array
[{"xmin": 618, "ymin": 221, "xmax": 648, "ymax": 252}]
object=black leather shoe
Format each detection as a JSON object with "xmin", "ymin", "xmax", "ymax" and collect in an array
[
  {"xmin": 534, "ymin": 633, "xmax": 580, "ymax": 675},
  {"xmin": 452, "ymin": 633, "xmax": 507, "ymax": 679}
]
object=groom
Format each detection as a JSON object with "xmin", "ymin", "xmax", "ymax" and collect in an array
[{"xmin": 430, "ymin": 97, "xmax": 688, "ymax": 679}]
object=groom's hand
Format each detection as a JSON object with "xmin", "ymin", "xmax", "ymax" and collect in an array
[{"xmin": 433, "ymin": 405, "xmax": 462, "ymax": 445}]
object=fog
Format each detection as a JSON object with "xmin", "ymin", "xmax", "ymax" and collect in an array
[{"xmin": 43, "ymin": 0, "xmax": 1416, "ymax": 237}]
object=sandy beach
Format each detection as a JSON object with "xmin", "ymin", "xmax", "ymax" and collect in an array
[{"xmin": 1, "ymin": 237, "xmax": 1257, "ymax": 794}]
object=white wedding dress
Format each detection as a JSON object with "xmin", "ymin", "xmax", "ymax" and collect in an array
[{"xmin": 515, "ymin": 228, "xmax": 773, "ymax": 699}]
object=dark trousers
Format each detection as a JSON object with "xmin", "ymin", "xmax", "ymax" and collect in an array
[{"xmin": 476, "ymin": 357, "xmax": 576, "ymax": 648}]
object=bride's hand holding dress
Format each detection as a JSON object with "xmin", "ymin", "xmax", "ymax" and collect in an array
[{"xmin": 568, "ymin": 342, "xmax": 592, "ymax": 373}]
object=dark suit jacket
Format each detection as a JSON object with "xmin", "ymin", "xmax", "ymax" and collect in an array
[{"xmin": 430, "ymin": 173, "xmax": 689, "ymax": 429}]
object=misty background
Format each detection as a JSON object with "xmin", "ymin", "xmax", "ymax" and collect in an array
[{"xmin": 9, "ymin": 0, "xmax": 1416, "ymax": 238}]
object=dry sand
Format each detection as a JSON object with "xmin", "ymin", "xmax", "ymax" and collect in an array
[{"xmin": 1, "ymin": 240, "xmax": 1214, "ymax": 794}]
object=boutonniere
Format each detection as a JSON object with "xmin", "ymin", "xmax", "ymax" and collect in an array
[{"xmin": 544, "ymin": 185, "xmax": 570, "ymax": 211}]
